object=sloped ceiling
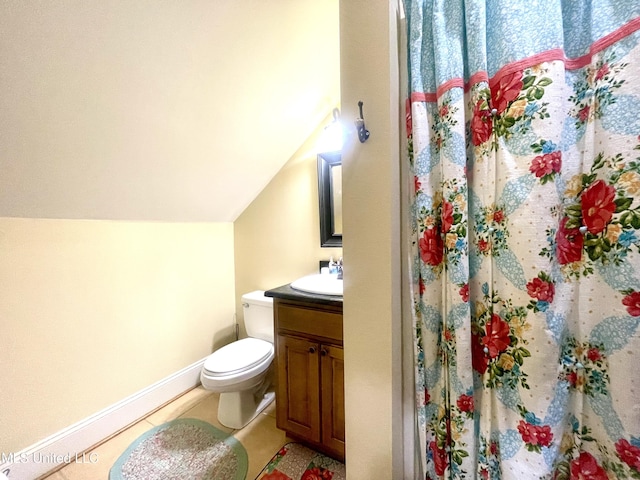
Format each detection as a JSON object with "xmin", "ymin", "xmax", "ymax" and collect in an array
[{"xmin": 0, "ymin": 0, "xmax": 340, "ymax": 222}]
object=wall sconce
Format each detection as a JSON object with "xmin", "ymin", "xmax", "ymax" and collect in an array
[
  {"xmin": 318, "ymin": 107, "xmax": 343, "ymax": 153},
  {"xmin": 355, "ymin": 101, "xmax": 370, "ymax": 143}
]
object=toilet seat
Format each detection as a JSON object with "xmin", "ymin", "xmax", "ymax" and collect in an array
[
  {"xmin": 203, "ymin": 338, "xmax": 272, "ymax": 375},
  {"xmin": 201, "ymin": 338, "xmax": 274, "ymax": 389}
]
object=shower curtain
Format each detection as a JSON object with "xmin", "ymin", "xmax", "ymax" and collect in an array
[{"xmin": 405, "ymin": 1, "xmax": 640, "ymax": 478}]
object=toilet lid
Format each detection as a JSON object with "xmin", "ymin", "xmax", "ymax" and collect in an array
[{"xmin": 203, "ymin": 338, "xmax": 273, "ymax": 375}]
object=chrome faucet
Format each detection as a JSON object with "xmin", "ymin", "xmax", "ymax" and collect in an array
[{"xmin": 329, "ymin": 257, "xmax": 343, "ymax": 280}]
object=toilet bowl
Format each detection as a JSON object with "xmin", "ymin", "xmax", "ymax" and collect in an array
[{"xmin": 200, "ymin": 291, "xmax": 275, "ymax": 429}]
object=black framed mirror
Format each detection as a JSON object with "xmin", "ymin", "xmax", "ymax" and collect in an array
[{"xmin": 317, "ymin": 151, "xmax": 342, "ymax": 247}]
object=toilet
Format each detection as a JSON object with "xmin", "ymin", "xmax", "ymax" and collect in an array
[{"xmin": 200, "ymin": 290, "xmax": 275, "ymax": 429}]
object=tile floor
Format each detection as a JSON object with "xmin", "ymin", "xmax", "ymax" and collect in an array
[{"xmin": 39, "ymin": 386, "xmax": 290, "ymax": 480}]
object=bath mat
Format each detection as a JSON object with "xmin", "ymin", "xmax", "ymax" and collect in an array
[
  {"xmin": 109, "ymin": 418, "xmax": 247, "ymax": 480},
  {"xmin": 255, "ymin": 442, "xmax": 345, "ymax": 480}
]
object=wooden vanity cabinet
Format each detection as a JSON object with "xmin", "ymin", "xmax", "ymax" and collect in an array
[{"xmin": 273, "ymin": 298, "xmax": 345, "ymax": 461}]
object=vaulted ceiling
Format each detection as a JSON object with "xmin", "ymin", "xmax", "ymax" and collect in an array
[{"xmin": 0, "ymin": 0, "xmax": 340, "ymax": 222}]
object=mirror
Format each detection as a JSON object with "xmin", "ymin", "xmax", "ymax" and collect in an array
[{"xmin": 317, "ymin": 151, "xmax": 342, "ymax": 247}]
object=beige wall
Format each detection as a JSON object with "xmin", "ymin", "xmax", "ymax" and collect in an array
[
  {"xmin": 234, "ymin": 127, "xmax": 342, "ymax": 333},
  {"xmin": 0, "ymin": 218, "xmax": 236, "ymax": 453},
  {"xmin": 0, "ymin": 0, "xmax": 339, "ymax": 222},
  {"xmin": 340, "ymin": 0, "xmax": 404, "ymax": 478}
]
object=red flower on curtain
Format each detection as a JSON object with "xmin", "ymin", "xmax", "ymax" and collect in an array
[
  {"xmin": 456, "ymin": 394, "xmax": 474, "ymax": 413},
  {"xmin": 517, "ymin": 420, "xmax": 554, "ymax": 447},
  {"xmin": 578, "ymin": 105, "xmax": 591, "ymax": 123},
  {"xmin": 472, "ymin": 332, "xmax": 490, "ymax": 374},
  {"xmin": 491, "ymin": 71, "xmax": 524, "ymax": 114},
  {"xmin": 481, "ymin": 314, "xmax": 511, "ymax": 358},
  {"xmin": 615, "ymin": 438, "xmax": 640, "ymax": 471},
  {"xmin": 581, "ymin": 180, "xmax": 616, "ymax": 234},
  {"xmin": 459, "ymin": 283, "xmax": 469, "ymax": 302},
  {"xmin": 622, "ymin": 291, "xmax": 640, "ymax": 316},
  {"xmin": 478, "ymin": 239, "xmax": 491, "ymax": 253},
  {"xmin": 587, "ymin": 347, "xmax": 602, "ymax": 362},
  {"xmin": 526, "ymin": 277, "xmax": 555, "ymax": 302},
  {"xmin": 429, "ymin": 440, "xmax": 448, "ymax": 476},
  {"xmin": 442, "ymin": 201, "xmax": 454, "ymax": 233},
  {"xmin": 555, "ymin": 217, "xmax": 584, "ymax": 264},
  {"xmin": 530, "ymin": 152, "xmax": 562, "ymax": 178},
  {"xmin": 471, "ymin": 100, "xmax": 493, "ymax": 146},
  {"xmin": 419, "ymin": 227, "xmax": 444, "ymax": 266},
  {"xmin": 569, "ymin": 452, "xmax": 608, "ymax": 480},
  {"xmin": 489, "ymin": 442, "xmax": 499, "ymax": 456},
  {"xmin": 415, "ymin": 176, "xmax": 422, "ymax": 193}
]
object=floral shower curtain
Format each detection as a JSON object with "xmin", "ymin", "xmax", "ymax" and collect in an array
[{"xmin": 405, "ymin": 1, "xmax": 640, "ymax": 478}]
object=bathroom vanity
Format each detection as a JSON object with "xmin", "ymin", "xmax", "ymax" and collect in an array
[{"xmin": 264, "ymin": 285, "xmax": 345, "ymax": 461}]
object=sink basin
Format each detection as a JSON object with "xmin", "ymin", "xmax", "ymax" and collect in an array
[{"xmin": 290, "ymin": 274, "xmax": 343, "ymax": 296}]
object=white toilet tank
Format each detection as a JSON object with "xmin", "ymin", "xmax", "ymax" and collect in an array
[{"xmin": 242, "ymin": 291, "xmax": 274, "ymax": 343}]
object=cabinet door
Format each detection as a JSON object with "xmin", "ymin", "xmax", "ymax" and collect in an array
[
  {"xmin": 320, "ymin": 344, "xmax": 345, "ymax": 457},
  {"xmin": 276, "ymin": 334, "xmax": 321, "ymax": 442}
]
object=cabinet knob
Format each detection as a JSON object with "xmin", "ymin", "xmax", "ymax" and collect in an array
[
  {"xmin": 309, "ymin": 346, "xmax": 317, "ymax": 354},
  {"xmin": 320, "ymin": 348, "xmax": 328, "ymax": 356}
]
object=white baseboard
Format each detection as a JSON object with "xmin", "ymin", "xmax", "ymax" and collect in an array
[{"xmin": 1, "ymin": 357, "xmax": 207, "ymax": 480}]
